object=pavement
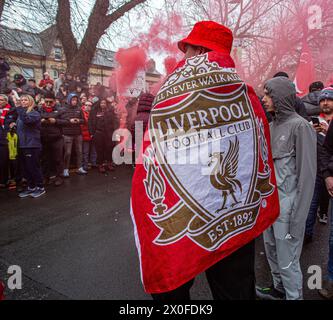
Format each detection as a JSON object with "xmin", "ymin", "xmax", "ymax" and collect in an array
[{"xmin": 0, "ymin": 165, "xmax": 330, "ymax": 300}]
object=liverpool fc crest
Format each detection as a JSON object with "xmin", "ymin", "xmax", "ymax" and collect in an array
[{"xmin": 142, "ymin": 54, "xmax": 275, "ymax": 251}]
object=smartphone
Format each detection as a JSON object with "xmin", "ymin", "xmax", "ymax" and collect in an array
[{"xmin": 311, "ymin": 117, "xmax": 320, "ymax": 125}]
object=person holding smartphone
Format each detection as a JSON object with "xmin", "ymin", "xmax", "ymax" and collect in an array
[
  {"xmin": 305, "ymin": 90, "xmax": 333, "ymax": 242},
  {"xmin": 318, "ymin": 87, "xmax": 333, "ymax": 299}
]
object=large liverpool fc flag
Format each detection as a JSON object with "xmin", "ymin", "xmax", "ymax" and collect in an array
[{"xmin": 131, "ymin": 51, "xmax": 279, "ymax": 293}]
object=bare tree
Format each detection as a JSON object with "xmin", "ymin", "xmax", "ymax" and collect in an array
[
  {"xmin": 56, "ymin": 0, "xmax": 147, "ymax": 75},
  {"xmin": 176, "ymin": 0, "xmax": 333, "ymax": 90},
  {"xmin": 1, "ymin": 0, "xmax": 148, "ymax": 75}
]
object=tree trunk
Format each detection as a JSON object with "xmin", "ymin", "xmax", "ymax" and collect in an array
[
  {"xmin": 56, "ymin": 0, "xmax": 78, "ymax": 68},
  {"xmin": 0, "ymin": 0, "xmax": 5, "ymax": 21},
  {"xmin": 57, "ymin": 0, "xmax": 147, "ymax": 76}
]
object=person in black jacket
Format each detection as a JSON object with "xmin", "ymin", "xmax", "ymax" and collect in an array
[
  {"xmin": 318, "ymin": 87, "xmax": 333, "ymax": 299},
  {"xmin": 59, "ymin": 93, "xmax": 87, "ymax": 177},
  {"xmin": 55, "ymin": 85, "xmax": 68, "ymax": 105},
  {"xmin": 304, "ymin": 89, "xmax": 333, "ymax": 244},
  {"xmin": 0, "ymin": 94, "xmax": 17, "ymax": 188},
  {"xmin": 302, "ymin": 81, "xmax": 324, "ymax": 116},
  {"xmin": 63, "ymin": 73, "xmax": 77, "ymax": 94},
  {"xmin": 27, "ymin": 79, "xmax": 43, "ymax": 100},
  {"xmin": 10, "ymin": 74, "xmax": 35, "ymax": 97},
  {"xmin": 89, "ymin": 99, "xmax": 118, "ymax": 173},
  {"xmin": 39, "ymin": 92, "xmax": 66, "ymax": 186}
]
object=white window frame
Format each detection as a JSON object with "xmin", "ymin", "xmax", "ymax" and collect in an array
[
  {"xmin": 21, "ymin": 67, "xmax": 35, "ymax": 79},
  {"xmin": 52, "ymin": 69, "xmax": 59, "ymax": 79},
  {"xmin": 54, "ymin": 47, "xmax": 62, "ymax": 61}
]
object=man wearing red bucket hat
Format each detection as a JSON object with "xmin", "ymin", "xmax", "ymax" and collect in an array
[
  {"xmin": 131, "ymin": 21, "xmax": 279, "ymax": 300},
  {"xmin": 178, "ymin": 20, "xmax": 233, "ymax": 56}
]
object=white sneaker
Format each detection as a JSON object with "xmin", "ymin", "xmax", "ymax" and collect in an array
[
  {"xmin": 63, "ymin": 169, "xmax": 70, "ymax": 178},
  {"xmin": 30, "ymin": 187, "xmax": 46, "ymax": 198},
  {"xmin": 77, "ymin": 167, "xmax": 87, "ymax": 175},
  {"xmin": 319, "ymin": 214, "xmax": 328, "ymax": 225}
]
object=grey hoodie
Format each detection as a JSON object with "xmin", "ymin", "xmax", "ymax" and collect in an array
[{"xmin": 264, "ymin": 77, "xmax": 317, "ymax": 238}]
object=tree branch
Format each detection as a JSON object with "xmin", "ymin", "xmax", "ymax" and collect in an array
[{"xmin": 105, "ymin": 0, "xmax": 147, "ymax": 26}]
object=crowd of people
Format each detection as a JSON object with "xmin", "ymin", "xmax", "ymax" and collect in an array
[
  {"xmin": 0, "ymin": 58, "xmax": 154, "ymax": 198},
  {"xmin": 1, "ymin": 35, "xmax": 333, "ymax": 299}
]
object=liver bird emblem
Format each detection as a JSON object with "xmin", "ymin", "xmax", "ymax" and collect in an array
[{"xmin": 208, "ymin": 136, "xmax": 242, "ymax": 214}]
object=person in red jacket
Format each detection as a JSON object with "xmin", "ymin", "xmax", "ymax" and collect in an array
[
  {"xmin": 81, "ymin": 100, "xmax": 97, "ymax": 171},
  {"xmin": 38, "ymin": 72, "xmax": 54, "ymax": 89}
]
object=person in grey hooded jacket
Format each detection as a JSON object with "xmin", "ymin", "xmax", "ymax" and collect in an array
[{"xmin": 256, "ymin": 77, "xmax": 317, "ymax": 300}]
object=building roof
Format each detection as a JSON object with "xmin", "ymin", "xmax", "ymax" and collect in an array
[
  {"xmin": 92, "ymin": 48, "xmax": 116, "ymax": 68},
  {"xmin": 39, "ymin": 25, "xmax": 58, "ymax": 56},
  {"xmin": 0, "ymin": 25, "xmax": 161, "ymax": 75},
  {"xmin": 0, "ymin": 25, "xmax": 45, "ymax": 56}
]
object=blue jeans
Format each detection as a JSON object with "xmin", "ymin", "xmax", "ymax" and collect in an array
[
  {"xmin": 329, "ymin": 198, "xmax": 333, "ymax": 281},
  {"xmin": 305, "ymin": 175, "xmax": 329, "ymax": 237},
  {"xmin": 82, "ymin": 141, "xmax": 97, "ymax": 170}
]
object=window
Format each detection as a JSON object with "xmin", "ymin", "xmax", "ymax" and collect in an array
[
  {"xmin": 21, "ymin": 67, "xmax": 34, "ymax": 79},
  {"xmin": 54, "ymin": 47, "xmax": 62, "ymax": 61},
  {"xmin": 52, "ymin": 69, "xmax": 59, "ymax": 79}
]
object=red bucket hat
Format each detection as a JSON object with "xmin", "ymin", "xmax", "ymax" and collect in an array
[{"xmin": 178, "ymin": 21, "xmax": 233, "ymax": 54}]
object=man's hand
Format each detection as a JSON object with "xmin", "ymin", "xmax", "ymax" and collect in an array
[
  {"xmin": 313, "ymin": 122, "xmax": 329, "ymax": 134},
  {"xmin": 320, "ymin": 122, "xmax": 329, "ymax": 135},
  {"xmin": 325, "ymin": 177, "xmax": 333, "ymax": 197},
  {"xmin": 49, "ymin": 118, "xmax": 56, "ymax": 124},
  {"xmin": 70, "ymin": 118, "xmax": 76, "ymax": 124},
  {"xmin": 41, "ymin": 118, "xmax": 47, "ymax": 123},
  {"xmin": 9, "ymin": 122, "xmax": 16, "ymax": 129},
  {"xmin": 312, "ymin": 123, "xmax": 322, "ymax": 133}
]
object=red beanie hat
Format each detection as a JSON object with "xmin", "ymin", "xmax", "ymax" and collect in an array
[{"xmin": 178, "ymin": 21, "xmax": 233, "ymax": 54}]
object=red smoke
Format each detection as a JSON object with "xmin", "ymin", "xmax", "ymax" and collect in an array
[
  {"xmin": 164, "ymin": 56, "xmax": 178, "ymax": 75},
  {"xmin": 114, "ymin": 13, "xmax": 184, "ymax": 96},
  {"xmin": 137, "ymin": 13, "xmax": 183, "ymax": 56},
  {"xmin": 112, "ymin": 13, "xmax": 185, "ymax": 127},
  {"xmin": 115, "ymin": 46, "xmax": 147, "ymax": 95}
]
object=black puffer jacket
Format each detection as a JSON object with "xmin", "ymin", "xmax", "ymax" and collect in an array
[
  {"xmin": 58, "ymin": 105, "xmax": 84, "ymax": 136},
  {"xmin": 302, "ymin": 91, "xmax": 321, "ymax": 116},
  {"xmin": 88, "ymin": 103, "xmax": 118, "ymax": 138},
  {"xmin": 295, "ymin": 97, "xmax": 310, "ymax": 121},
  {"xmin": 39, "ymin": 104, "xmax": 67, "ymax": 140}
]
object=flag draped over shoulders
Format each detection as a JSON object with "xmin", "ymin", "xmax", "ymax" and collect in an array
[{"xmin": 131, "ymin": 51, "xmax": 279, "ymax": 294}]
